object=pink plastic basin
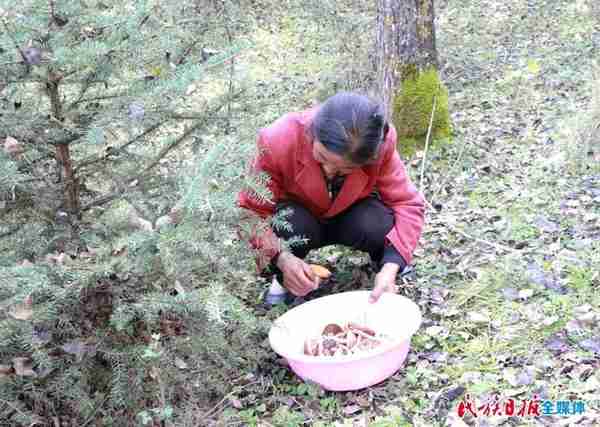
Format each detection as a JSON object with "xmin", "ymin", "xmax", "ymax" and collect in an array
[{"xmin": 268, "ymin": 290, "xmax": 422, "ymax": 391}]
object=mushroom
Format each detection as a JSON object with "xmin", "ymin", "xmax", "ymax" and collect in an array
[
  {"xmin": 304, "ymin": 322, "xmax": 388, "ymax": 357},
  {"xmin": 303, "ymin": 338, "xmax": 320, "ymax": 356},
  {"xmin": 347, "ymin": 322, "xmax": 376, "ymax": 336},
  {"xmin": 322, "ymin": 323, "xmax": 344, "ymax": 336},
  {"xmin": 346, "ymin": 331, "xmax": 357, "ymax": 348}
]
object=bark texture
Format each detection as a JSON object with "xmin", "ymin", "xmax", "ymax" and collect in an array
[
  {"xmin": 376, "ymin": 0, "xmax": 450, "ymax": 158},
  {"xmin": 376, "ymin": 0, "xmax": 438, "ymax": 117},
  {"xmin": 47, "ymin": 70, "xmax": 81, "ymax": 218}
]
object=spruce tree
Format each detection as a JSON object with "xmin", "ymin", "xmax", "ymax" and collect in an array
[{"xmin": 0, "ymin": 1, "xmax": 272, "ymax": 424}]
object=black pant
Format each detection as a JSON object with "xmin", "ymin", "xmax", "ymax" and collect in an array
[{"xmin": 271, "ymin": 196, "xmax": 395, "ymax": 278}]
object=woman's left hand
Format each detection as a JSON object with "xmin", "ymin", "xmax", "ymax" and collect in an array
[{"xmin": 369, "ymin": 263, "xmax": 399, "ymax": 303}]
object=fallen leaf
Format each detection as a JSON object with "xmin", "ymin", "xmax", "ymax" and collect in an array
[
  {"xmin": 174, "ymin": 357, "xmax": 188, "ymax": 369},
  {"xmin": 128, "ymin": 212, "xmax": 153, "ymax": 232},
  {"xmin": 578, "ymin": 338, "xmax": 600, "ymax": 354},
  {"xmin": 574, "ymin": 304, "xmax": 593, "ymax": 315},
  {"xmin": 149, "ymin": 365, "xmax": 160, "ymax": 380},
  {"xmin": 9, "ymin": 294, "xmax": 33, "ymax": 321},
  {"xmin": 467, "ymin": 311, "xmax": 490, "ymax": 323},
  {"xmin": 459, "ymin": 371, "xmax": 482, "ymax": 383},
  {"xmin": 523, "ymin": 304, "xmax": 543, "ymax": 322},
  {"xmin": 527, "ymin": 59, "xmax": 540, "ymax": 75},
  {"xmin": 3, "ymin": 136, "xmax": 24, "ymax": 157},
  {"xmin": 503, "ymin": 387, "xmax": 527, "ymax": 397},
  {"xmin": 516, "ymin": 368, "xmax": 534, "ymax": 386},
  {"xmin": 230, "ymin": 397, "xmax": 243, "ymax": 409},
  {"xmin": 534, "ymin": 216, "xmax": 559, "ymax": 233},
  {"xmin": 422, "ymin": 352, "xmax": 448, "ymax": 363},
  {"xmin": 354, "ymin": 396, "xmax": 370, "ymax": 408},
  {"xmin": 441, "ymin": 307, "xmax": 460, "ymax": 317},
  {"xmin": 566, "ymin": 319, "xmax": 586, "ymax": 332},
  {"xmin": 575, "ymin": 312, "xmax": 596, "ymax": 326},
  {"xmin": 544, "ymin": 334, "xmax": 570, "ymax": 354},
  {"xmin": 342, "ymin": 404, "xmax": 361, "ymax": 415},
  {"xmin": 62, "ymin": 341, "xmax": 92, "ymax": 359},
  {"xmin": 542, "ymin": 315, "xmax": 559, "ymax": 326},
  {"xmin": 128, "ymin": 102, "xmax": 145, "ymax": 120},
  {"xmin": 501, "ymin": 287, "xmax": 519, "ymax": 301},
  {"xmin": 174, "ymin": 280, "xmax": 186, "ymax": 295},
  {"xmin": 45, "ymin": 252, "xmax": 67, "ymax": 265},
  {"xmin": 185, "ymin": 83, "xmax": 197, "ymax": 96},
  {"xmin": 0, "ymin": 364, "xmax": 13, "ymax": 378},
  {"xmin": 112, "ymin": 245, "xmax": 128, "ymax": 256},
  {"xmin": 155, "ymin": 214, "xmax": 174, "ymax": 230},
  {"xmin": 526, "ymin": 263, "xmax": 566, "ymax": 293},
  {"xmin": 518, "ymin": 289, "xmax": 535, "ymax": 300},
  {"xmin": 32, "ymin": 329, "xmax": 51, "ymax": 345},
  {"xmin": 578, "ymin": 375, "xmax": 600, "ymax": 393},
  {"xmin": 13, "ymin": 357, "xmax": 35, "ymax": 376}
]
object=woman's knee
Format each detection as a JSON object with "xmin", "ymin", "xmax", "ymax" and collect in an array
[{"xmin": 340, "ymin": 198, "xmax": 394, "ymax": 246}]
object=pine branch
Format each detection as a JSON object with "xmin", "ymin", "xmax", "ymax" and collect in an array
[
  {"xmin": 80, "ymin": 179, "xmax": 163, "ymax": 211},
  {"xmin": 136, "ymin": 91, "xmax": 242, "ymax": 178},
  {"xmin": 0, "ymin": 17, "xmax": 30, "ymax": 74},
  {"xmin": 0, "ymin": 226, "xmax": 21, "ymax": 239},
  {"xmin": 76, "ymin": 120, "xmax": 168, "ymax": 172},
  {"xmin": 67, "ymin": 93, "xmax": 127, "ymax": 110}
]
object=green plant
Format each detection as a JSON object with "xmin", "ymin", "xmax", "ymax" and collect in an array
[
  {"xmin": 0, "ymin": 0, "xmax": 269, "ymax": 425},
  {"xmin": 392, "ymin": 67, "xmax": 452, "ymax": 158},
  {"xmin": 566, "ymin": 265, "xmax": 594, "ymax": 291},
  {"xmin": 272, "ymin": 406, "xmax": 306, "ymax": 427}
]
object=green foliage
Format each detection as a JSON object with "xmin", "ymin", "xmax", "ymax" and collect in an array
[
  {"xmin": 392, "ymin": 67, "xmax": 451, "ymax": 157},
  {"xmin": 271, "ymin": 406, "xmax": 305, "ymax": 427},
  {"xmin": 0, "ymin": 0, "xmax": 273, "ymax": 425}
]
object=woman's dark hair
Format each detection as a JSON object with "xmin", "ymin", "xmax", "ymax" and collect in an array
[{"xmin": 311, "ymin": 92, "xmax": 389, "ymax": 165}]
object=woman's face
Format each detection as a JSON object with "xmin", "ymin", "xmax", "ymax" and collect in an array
[{"xmin": 312, "ymin": 139, "xmax": 360, "ymax": 179}]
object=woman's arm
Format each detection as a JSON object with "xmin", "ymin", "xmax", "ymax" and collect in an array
[
  {"xmin": 237, "ymin": 130, "xmax": 285, "ymax": 272},
  {"xmin": 375, "ymin": 126, "xmax": 426, "ymax": 266}
]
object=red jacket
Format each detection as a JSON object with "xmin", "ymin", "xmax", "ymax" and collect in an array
[{"xmin": 238, "ymin": 107, "xmax": 425, "ymax": 270}]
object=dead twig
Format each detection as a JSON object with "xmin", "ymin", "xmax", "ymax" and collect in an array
[
  {"xmin": 432, "ymin": 136, "xmax": 471, "ymax": 202},
  {"xmin": 445, "ymin": 222, "xmax": 518, "ymax": 254},
  {"xmin": 419, "ymin": 95, "xmax": 437, "ymax": 194},
  {"xmin": 202, "ymin": 381, "xmax": 258, "ymax": 420}
]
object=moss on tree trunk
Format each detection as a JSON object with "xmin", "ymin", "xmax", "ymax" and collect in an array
[
  {"xmin": 393, "ymin": 66, "xmax": 450, "ymax": 157},
  {"xmin": 376, "ymin": 0, "xmax": 451, "ymax": 158}
]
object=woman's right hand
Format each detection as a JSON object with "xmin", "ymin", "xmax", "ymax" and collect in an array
[{"xmin": 276, "ymin": 252, "xmax": 320, "ymax": 296}]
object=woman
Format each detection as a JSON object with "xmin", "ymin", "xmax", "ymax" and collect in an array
[{"xmin": 238, "ymin": 92, "xmax": 425, "ymax": 304}]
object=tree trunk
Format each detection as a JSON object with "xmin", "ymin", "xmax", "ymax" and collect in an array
[
  {"xmin": 47, "ymin": 70, "xmax": 81, "ymax": 219},
  {"xmin": 376, "ymin": 0, "xmax": 449, "ymax": 157},
  {"xmin": 376, "ymin": 0, "xmax": 438, "ymax": 114}
]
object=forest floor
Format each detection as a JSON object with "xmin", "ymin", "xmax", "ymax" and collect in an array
[{"xmin": 211, "ymin": 1, "xmax": 600, "ymax": 426}]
